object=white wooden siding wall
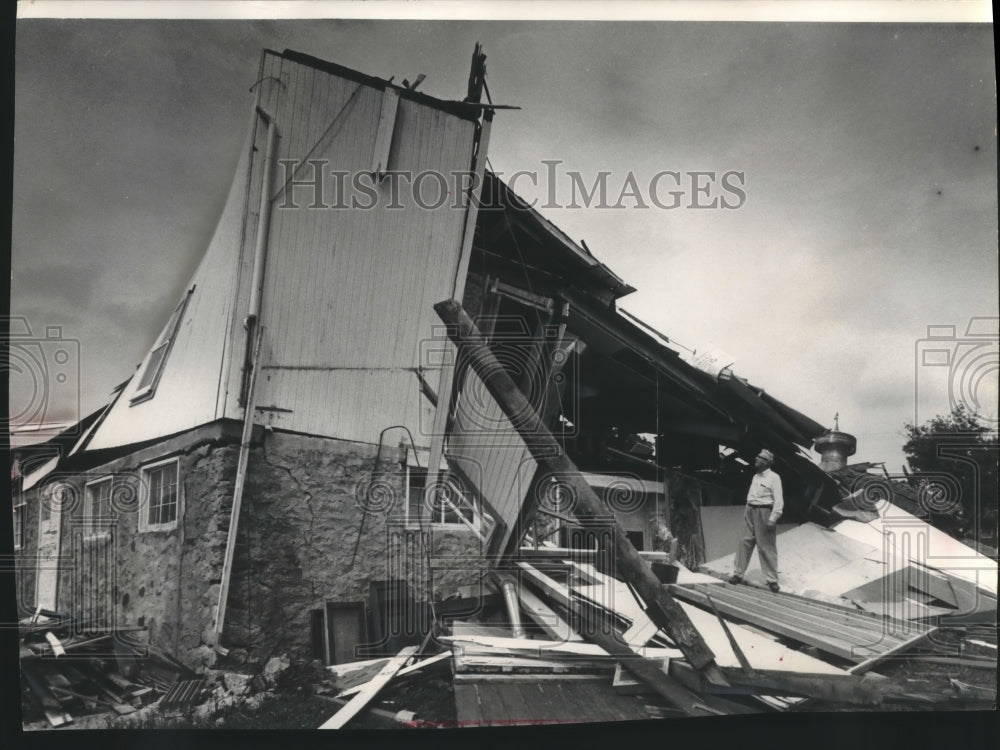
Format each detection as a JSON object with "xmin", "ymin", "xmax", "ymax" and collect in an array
[
  {"xmin": 87, "ymin": 51, "xmax": 478, "ymax": 450},
  {"xmin": 446, "ymin": 367, "xmax": 537, "ymax": 556},
  {"xmin": 235, "ymin": 53, "xmax": 478, "ymax": 446}
]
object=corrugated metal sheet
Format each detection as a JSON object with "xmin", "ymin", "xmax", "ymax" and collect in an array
[
  {"xmin": 446, "ymin": 367, "xmax": 537, "ymax": 556},
  {"xmin": 86, "ymin": 50, "xmax": 481, "ymax": 450}
]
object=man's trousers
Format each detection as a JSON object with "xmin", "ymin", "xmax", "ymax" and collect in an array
[{"xmin": 733, "ymin": 505, "xmax": 778, "ymax": 584}]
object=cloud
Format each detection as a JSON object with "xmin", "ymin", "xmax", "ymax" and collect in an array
[{"xmin": 10, "ymin": 20, "xmax": 997, "ymax": 470}]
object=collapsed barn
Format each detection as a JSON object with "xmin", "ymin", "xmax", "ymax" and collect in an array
[{"xmin": 11, "ymin": 47, "xmax": 997, "ymax": 725}]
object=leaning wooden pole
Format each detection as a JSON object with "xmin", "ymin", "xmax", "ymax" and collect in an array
[{"xmin": 433, "ymin": 299, "xmax": 723, "ymax": 679}]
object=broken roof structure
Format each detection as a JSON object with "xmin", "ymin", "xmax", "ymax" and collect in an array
[{"xmin": 12, "ymin": 45, "xmax": 997, "ymax": 727}]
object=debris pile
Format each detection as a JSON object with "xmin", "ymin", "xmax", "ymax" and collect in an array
[
  {"xmin": 19, "ymin": 609, "xmax": 196, "ymax": 727},
  {"xmin": 296, "ymin": 552, "xmax": 997, "ymax": 728}
]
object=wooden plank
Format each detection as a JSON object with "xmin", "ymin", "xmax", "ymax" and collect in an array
[
  {"xmin": 493, "ymin": 677, "xmax": 539, "ymax": 722},
  {"xmin": 716, "ymin": 666, "xmax": 960, "ymax": 705},
  {"xmin": 671, "ymin": 584, "xmax": 917, "ymax": 661},
  {"xmin": 450, "ymin": 620, "xmax": 510, "ymax": 637},
  {"xmin": 424, "ymin": 114, "xmax": 494, "ymax": 516},
  {"xmin": 570, "ymin": 602, "xmax": 726, "ymax": 716},
  {"xmin": 518, "ymin": 546, "xmax": 597, "ymax": 560},
  {"xmin": 22, "ymin": 667, "xmax": 75, "ymax": 726},
  {"xmin": 453, "ymin": 682, "xmax": 486, "ymax": 725},
  {"xmin": 684, "ymin": 583, "xmax": 915, "ymax": 644},
  {"xmin": 453, "ymin": 646, "xmax": 616, "ymax": 674},
  {"xmin": 212, "ymin": 322, "xmax": 264, "ymax": 652},
  {"xmin": 620, "ymin": 616, "xmax": 659, "ymax": 648},
  {"xmin": 888, "ymin": 654, "xmax": 999, "ymax": 670},
  {"xmin": 705, "ymin": 591, "xmax": 915, "ymax": 657},
  {"xmin": 335, "ymin": 651, "xmax": 451, "ymax": 698},
  {"xmin": 159, "ymin": 678, "xmax": 207, "ymax": 708},
  {"xmin": 518, "ymin": 562, "xmax": 573, "ymax": 608},
  {"xmin": 369, "ymin": 87, "xmax": 399, "ymax": 177},
  {"xmin": 849, "ymin": 631, "xmax": 935, "ymax": 675},
  {"xmin": 49, "ymin": 686, "xmax": 114, "ymax": 709},
  {"xmin": 44, "ymin": 631, "xmax": 66, "ymax": 656},
  {"xmin": 612, "ymin": 659, "xmax": 670, "ymax": 695},
  {"xmin": 517, "ymin": 585, "xmax": 584, "ymax": 641},
  {"xmin": 688, "ymin": 582, "xmax": 934, "ymax": 635},
  {"xmin": 737, "ymin": 581, "xmax": 934, "ymax": 634},
  {"xmin": 325, "ymin": 657, "xmax": 390, "ymax": 678},
  {"xmin": 442, "ymin": 634, "xmax": 680, "ymax": 659},
  {"xmin": 453, "ymin": 650, "xmax": 623, "ymax": 671},
  {"xmin": 455, "ymin": 672, "xmax": 606, "ymax": 682},
  {"xmin": 566, "ymin": 562, "xmax": 853, "ymax": 676},
  {"xmin": 704, "ymin": 591, "xmax": 757, "ymax": 677},
  {"xmin": 455, "ymin": 676, "xmax": 655, "ymax": 725},
  {"xmin": 318, "ymin": 646, "xmax": 418, "ymax": 729},
  {"xmin": 442, "ymin": 634, "xmax": 606, "ymax": 656}
]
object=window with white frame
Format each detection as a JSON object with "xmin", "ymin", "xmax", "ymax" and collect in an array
[
  {"xmin": 13, "ymin": 502, "xmax": 25, "ymax": 550},
  {"xmin": 140, "ymin": 459, "xmax": 180, "ymax": 532},
  {"xmin": 84, "ymin": 477, "xmax": 112, "ymax": 536},
  {"xmin": 130, "ymin": 289, "xmax": 192, "ymax": 404},
  {"xmin": 405, "ymin": 466, "xmax": 486, "ymax": 535}
]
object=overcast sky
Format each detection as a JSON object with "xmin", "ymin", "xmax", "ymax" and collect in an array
[{"xmin": 9, "ymin": 17, "xmax": 998, "ymax": 470}]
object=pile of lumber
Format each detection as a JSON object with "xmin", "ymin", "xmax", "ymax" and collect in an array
[
  {"xmin": 439, "ymin": 558, "xmax": 997, "ymax": 721},
  {"xmin": 424, "ymin": 301, "xmax": 998, "ymax": 721},
  {"xmin": 19, "ymin": 612, "xmax": 196, "ymax": 727},
  {"xmin": 316, "ymin": 646, "xmax": 453, "ymax": 729},
  {"xmin": 307, "ymin": 551, "xmax": 997, "ymax": 727}
]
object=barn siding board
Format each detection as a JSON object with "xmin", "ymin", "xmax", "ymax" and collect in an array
[
  {"xmin": 670, "ymin": 582, "xmax": 933, "ymax": 663},
  {"xmin": 446, "ymin": 368, "xmax": 537, "ymax": 554},
  {"xmin": 88, "ymin": 50, "xmax": 480, "ymax": 451},
  {"xmin": 252, "ymin": 71, "xmax": 476, "ymax": 446}
]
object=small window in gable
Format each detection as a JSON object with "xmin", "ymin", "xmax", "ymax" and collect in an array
[
  {"xmin": 139, "ymin": 458, "xmax": 181, "ymax": 532},
  {"xmin": 130, "ymin": 289, "xmax": 193, "ymax": 404},
  {"xmin": 84, "ymin": 477, "xmax": 112, "ymax": 536}
]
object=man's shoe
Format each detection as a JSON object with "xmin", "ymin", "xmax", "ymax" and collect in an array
[
  {"xmin": 728, "ymin": 575, "xmax": 743, "ymax": 585},
  {"xmin": 767, "ymin": 582, "xmax": 780, "ymax": 593}
]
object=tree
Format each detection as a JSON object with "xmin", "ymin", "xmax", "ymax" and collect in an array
[{"xmin": 902, "ymin": 404, "xmax": 998, "ymax": 547}]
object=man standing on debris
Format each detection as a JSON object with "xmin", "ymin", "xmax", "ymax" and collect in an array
[{"xmin": 729, "ymin": 449, "xmax": 783, "ymax": 592}]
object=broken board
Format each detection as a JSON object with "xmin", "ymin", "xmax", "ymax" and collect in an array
[{"xmin": 319, "ymin": 646, "xmax": 419, "ymax": 729}]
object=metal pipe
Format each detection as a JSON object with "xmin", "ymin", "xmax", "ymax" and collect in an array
[
  {"xmin": 247, "ymin": 106, "xmax": 278, "ymax": 323},
  {"xmin": 213, "ymin": 108, "xmax": 277, "ymax": 654},
  {"xmin": 496, "ymin": 574, "xmax": 526, "ymax": 639}
]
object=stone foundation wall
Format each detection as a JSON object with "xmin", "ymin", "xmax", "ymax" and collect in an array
[
  {"xmin": 14, "ymin": 425, "xmax": 491, "ymax": 670},
  {"xmin": 224, "ymin": 430, "xmax": 488, "ymax": 665},
  {"xmin": 11, "ymin": 423, "xmax": 239, "ymax": 669}
]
